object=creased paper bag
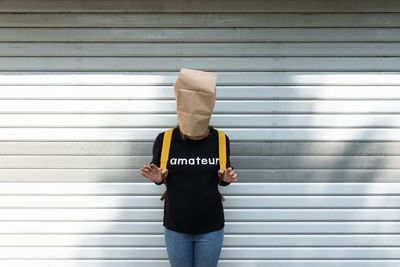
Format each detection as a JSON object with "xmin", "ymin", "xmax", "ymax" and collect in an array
[{"xmin": 173, "ymin": 68, "xmax": 217, "ymax": 138}]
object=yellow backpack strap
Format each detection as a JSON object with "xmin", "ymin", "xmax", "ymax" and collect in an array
[
  {"xmin": 160, "ymin": 128, "xmax": 174, "ymax": 201},
  {"xmin": 217, "ymin": 129, "xmax": 227, "ymax": 171},
  {"xmin": 160, "ymin": 128, "xmax": 174, "ymax": 170},
  {"xmin": 217, "ymin": 129, "xmax": 227, "ymax": 202}
]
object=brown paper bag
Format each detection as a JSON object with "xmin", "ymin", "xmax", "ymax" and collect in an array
[{"xmin": 173, "ymin": 68, "xmax": 218, "ymax": 138}]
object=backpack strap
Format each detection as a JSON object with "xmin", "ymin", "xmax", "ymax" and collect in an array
[
  {"xmin": 217, "ymin": 129, "xmax": 227, "ymax": 202},
  {"xmin": 217, "ymin": 129, "xmax": 227, "ymax": 171},
  {"xmin": 160, "ymin": 128, "xmax": 174, "ymax": 201},
  {"xmin": 160, "ymin": 128, "xmax": 174, "ymax": 170}
]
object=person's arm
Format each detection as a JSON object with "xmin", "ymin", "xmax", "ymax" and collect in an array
[
  {"xmin": 150, "ymin": 133, "xmax": 164, "ymax": 185},
  {"xmin": 219, "ymin": 135, "xmax": 233, "ymax": 186}
]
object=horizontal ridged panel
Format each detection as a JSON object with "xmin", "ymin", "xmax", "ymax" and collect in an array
[
  {"xmin": 1, "ymin": 85, "xmax": 400, "ymax": 99},
  {"xmin": 1, "ymin": 28, "xmax": 400, "ymax": 42},
  {"xmin": 2, "ymin": 234, "xmax": 400, "ymax": 246},
  {"xmin": 1, "ymin": 169, "xmax": 400, "ymax": 182},
  {"xmin": 1, "ymin": 156, "xmax": 400, "ymax": 168},
  {"xmin": 2, "ymin": 209, "xmax": 400, "ymax": 221},
  {"xmin": 6, "ymin": 99, "xmax": 400, "ymax": 112},
  {"xmin": 2, "ymin": 195, "xmax": 400, "ymax": 208},
  {"xmin": 1, "ymin": 114, "xmax": 400, "ymax": 127},
  {"xmin": 1, "ymin": 247, "xmax": 400, "ymax": 259},
  {"xmin": 1, "ymin": 0, "xmax": 400, "ymax": 12},
  {"xmin": 1, "ymin": 100, "xmax": 400, "ymax": 113},
  {"xmin": 4, "ymin": 43, "xmax": 400, "ymax": 56},
  {"xmin": 2, "ymin": 57, "xmax": 400, "ymax": 71},
  {"xmin": 1, "ymin": 141, "xmax": 400, "ymax": 155},
  {"xmin": 0, "ymin": 128, "xmax": 399, "ymax": 141},
  {"xmin": 2, "ymin": 182, "xmax": 400, "ymax": 194},
  {"xmin": 0, "ymin": 260, "xmax": 399, "ymax": 267},
  {"xmin": 2, "ymin": 13, "xmax": 400, "ymax": 27},
  {"xmin": 1, "ymin": 72, "xmax": 400, "ymax": 85},
  {"xmin": 2, "ymin": 222, "xmax": 400, "ymax": 234}
]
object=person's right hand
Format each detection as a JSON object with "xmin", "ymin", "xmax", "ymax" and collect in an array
[{"xmin": 140, "ymin": 163, "xmax": 168, "ymax": 184}]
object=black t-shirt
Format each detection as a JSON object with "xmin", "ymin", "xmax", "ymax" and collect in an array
[{"xmin": 149, "ymin": 127, "xmax": 232, "ymax": 234}]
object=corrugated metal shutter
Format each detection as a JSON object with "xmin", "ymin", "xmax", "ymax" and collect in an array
[{"xmin": 1, "ymin": 1, "xmax": 400, "ymax": 266}]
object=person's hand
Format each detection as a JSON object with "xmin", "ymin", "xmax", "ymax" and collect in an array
[
  {"xmin": 218, "ymin": 167, "xmax": 238, "ymax": 183},
  {"xmin": 140, "ymin": 163, "xmax": 168, "ymax": 184}
]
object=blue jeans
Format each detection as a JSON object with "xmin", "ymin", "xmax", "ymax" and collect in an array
[{"xmin": 164, "ymin": 226, "xmax": 224, "ymax": 267}]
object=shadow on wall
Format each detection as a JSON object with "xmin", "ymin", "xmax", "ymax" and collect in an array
[{"xmin": 69, "ymin": 72, "xmax": 400, "ymax": 265}]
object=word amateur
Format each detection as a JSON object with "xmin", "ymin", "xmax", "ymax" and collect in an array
[{"xmin": 169, "ymin": 157, "xmax": 220, "ymax": 166}]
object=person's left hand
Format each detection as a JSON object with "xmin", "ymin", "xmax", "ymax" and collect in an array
[{"xmin": 218, "ymin": 167, "xmax": 238, "ymax": 183}]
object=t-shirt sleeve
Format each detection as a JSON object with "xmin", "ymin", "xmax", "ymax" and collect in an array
[
  {"xmin": 219, "ymin": 134, "xmax": 234, "ymax": 186},
  {"xmin": 149, "ymin": 132, "xmax": 164, "ymax": 185}
]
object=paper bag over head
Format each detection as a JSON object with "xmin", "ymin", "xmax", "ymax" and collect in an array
[{"xmin": 173, "ymin": 68, "xmax": 218, "ymax": 138}]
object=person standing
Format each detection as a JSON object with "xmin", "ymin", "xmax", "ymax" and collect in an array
[{"xmin": 140, "ymin": 68, "xmax": 238, "ymax": 267}]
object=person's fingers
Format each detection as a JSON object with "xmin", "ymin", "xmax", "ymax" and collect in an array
[
  {"xmin": 151, "ymin": 163, "xmax": 160, "ymax": 169},
  {"xmin": 139, "ymin": 172, "xmax": 150, "ymax": 179},
  {"xmin": 232, "ymin": 173, "xmax": 237, "ymax": 179},
  {"xmin": 140, "ymin": 167, "xmax": 150, "ymax": 174},
  {"xmin": 143, "ymin": 165, "xmax": 152, "ymax": 171}
]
